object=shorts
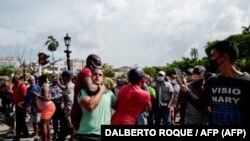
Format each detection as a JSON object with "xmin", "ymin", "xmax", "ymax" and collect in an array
[{"xmin": 41, "ymin": 102, "xmax": 56, "ymax": 120}]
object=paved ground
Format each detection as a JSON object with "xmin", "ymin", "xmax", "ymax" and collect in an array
[
  {"xmin": 0, "ymin": 120, "xmax": 71, "ymax": 141},
  {"xmin": 0, "ymin": 121, "xmax": 35, "ymax": 141}
]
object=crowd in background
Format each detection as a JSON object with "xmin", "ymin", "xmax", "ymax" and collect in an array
[{"xmin": 0, "ymin": 41, "xmax": 249, "ymax": 141}]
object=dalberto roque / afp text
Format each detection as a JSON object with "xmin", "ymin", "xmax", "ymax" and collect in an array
[{"xmin": 101, "ymin": 125, "xmax": 248, "ymax": 140}]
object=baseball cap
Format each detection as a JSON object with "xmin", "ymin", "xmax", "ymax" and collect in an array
[
  {"xmin": 193, "ymin": 65, "xmax": 206, "ymax": 76},
  {"xmin": 158, "ymin": 71, "xmax": 165, "ymax": 76},
  {"xmin": 62, "ymin": 70, "xmax": 73, "ymax": 77},
  {"xmin": 186, "ymin": 68, "xmax": 193, "ymax": 75}
]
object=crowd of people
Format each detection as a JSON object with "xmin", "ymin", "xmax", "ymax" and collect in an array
[{"xmin": 0, "ymin": 41, "xmax": 249, "ymax": 141}]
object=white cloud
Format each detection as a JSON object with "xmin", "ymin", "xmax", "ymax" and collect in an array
[{"xmin": 0, "ymin": 0, "xmax": 249, "ymax": 68}]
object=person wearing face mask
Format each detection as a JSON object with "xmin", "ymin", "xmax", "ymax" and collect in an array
[
  {"xmin": 203, "ymin": 41, "xmax": 250, "ymax": 126},
  {"xmin": 154, "ymin": 71, "xmax": 174, "ymax": 125},
  {"xmin": 179, "ymin": 66, "xmax": 209, "ymax": 125}
]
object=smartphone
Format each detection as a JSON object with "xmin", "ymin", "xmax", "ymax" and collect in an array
[{"xmin": 175, "ymin": 68, "xmax": 183, "ymax": 84}]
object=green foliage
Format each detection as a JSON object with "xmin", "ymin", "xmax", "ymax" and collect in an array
[
  {"xmin": 45, "ymin": 36, "xmax": 59, "ymax": 52},
  {"xmin": 104, "ymin": 68, "xmax": 115, "ymax": 78},
  {"xmin": 143, "ymin": 67, "xmax": 157, "ymax": 77},
  {"xmin": 0, "ymin": 65, "xmax": 19, "ymax": 77},
  {"xmin": 143, "ymin": 57, "xmax": 209, "ymax": 76},
  {"xmin": 204, "ymin": 33, "xmax": 250, "ymax": 72},
  {"xmin": 225, "ymin": 34, "xmax": 250, "ymax": 60},
  {"xmin": 42, "ymin": 72, "xmax": 54, "ymax": 81},
  {"xmin": 45, "ymin": 35, "xmax": 59, "ymax": 64},
  {"xmin": 102, "ymin": 64, "xmax": 115, "ymax": 78},
  {"xmin": 165, "ymin": 57, "xmax": 208, "ymax": 74}
]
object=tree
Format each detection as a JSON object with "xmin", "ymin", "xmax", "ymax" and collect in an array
[
  {"xmin": 45, "ymin": 36, "xmax": 59, "ymax": 64},
  {"xmin": 242, "ymin": 25, "xmax": 250, "ymax": 35},
  {"xmin": 102, "ymin": 64, "xmax": 115, "ymax": 78},
  {"xmin": 143, "ymin": 67, "xmax": 157, "ymax": 77},
  {"xmin": 0, "ymin": 65, "xmax": 19, "ymax": 77},
  {"xmin": 204, "ymin": 33, "xmax": 250, "ymax": 72},
  {"xmin": 45, "ymin": 36, "xmax": 59, "ymax": 74},
  {"xmin": 190, "ymin": 47, "xmax": 199, "ymax": 59}
]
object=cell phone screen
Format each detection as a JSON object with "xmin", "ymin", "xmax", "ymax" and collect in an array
[{"xmin": 175, "ymin": 68, "xmax": 183, "ymax": 84}]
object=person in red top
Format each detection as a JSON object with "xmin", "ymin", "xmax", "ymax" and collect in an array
[
  {"xmin": 111, "ymin": 68, "xmax": 151, "ymax": 125},
  {"xmin": 12, "ymin": 74, "xmax": 29, "ymax": 140},
  {"xmin": 70, "ymin": 54, "xmax": 102, "ymax": 131}
]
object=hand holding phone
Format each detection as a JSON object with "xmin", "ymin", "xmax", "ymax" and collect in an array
[{"xmin": 175, "ymin": 68, "xmax": 183, "ymax": 84}]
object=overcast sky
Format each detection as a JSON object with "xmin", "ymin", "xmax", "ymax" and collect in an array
[{"xmin": 0, "ymin": 0, "xmax": 249, "ymax": 68}]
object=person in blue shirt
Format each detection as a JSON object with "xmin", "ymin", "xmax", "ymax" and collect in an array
[{"xmin": 26, "ymin": 75, "xmax": 41, "ymax": 139}]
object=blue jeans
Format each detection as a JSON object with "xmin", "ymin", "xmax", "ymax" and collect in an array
[{"xmin": 137, "ymin": 112, "xmax": 149, "ymax": 125}]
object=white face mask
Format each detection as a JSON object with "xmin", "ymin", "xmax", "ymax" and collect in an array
[
  {"xmin": 151, "ymin": 82, "xmax": 156, "ymax": 87},
  {"xmin": 157, "ymin": 76, "xmax": 164, "ymax": 82},
  {"xmin": 171, "ymin": 80, "xmax": 177, "ymax": 84}
]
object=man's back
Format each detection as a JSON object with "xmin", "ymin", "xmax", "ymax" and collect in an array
[{"xmin": 111, "ymin": 84, "xmax": 151, "ymax": 125}]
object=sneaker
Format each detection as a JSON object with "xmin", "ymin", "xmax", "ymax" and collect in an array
[{"xmin": 33, "ymin": 135, "xmax": 40, "ymax": 140}]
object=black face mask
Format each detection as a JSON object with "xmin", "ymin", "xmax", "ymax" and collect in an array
[
  {"xmin": 209, "ymin": 59, "xmax": 219, "ymax": 72},
  {"xmin": 209, "ymin": 56, "xmax": 223, "ymax": 72}
]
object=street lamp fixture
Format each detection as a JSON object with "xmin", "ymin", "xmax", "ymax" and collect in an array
[
  {"xmin": 64, "ymin": 33, "xmax": 71, "ymax": 70},
  {"xmin": 64, "ymin": 33, "xmax": 71, "ymax": 47}
]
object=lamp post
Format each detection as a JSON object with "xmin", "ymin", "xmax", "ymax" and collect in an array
[
  {"xmin": 64, "ymin": 33, "xmax": 71, "ymax": 70},
  {"xmin": 22, "ymin": 61, "xmax": 27, "ymax": 81}
]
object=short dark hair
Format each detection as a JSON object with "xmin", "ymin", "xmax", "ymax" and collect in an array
[
  {"xmin": 39, "ymin": 74, "xmax": 47, "ymax": 84},
  {"xmin": 128, "ymin": 68, "xmax": 145, "ymax": 84},
  {"xmin": 62, "ymin": 70, "xmax": 73, "ymax": 77},
  {"xmin": 211, "ymin": 41, "xmax": 239, "ymax": 63}
]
